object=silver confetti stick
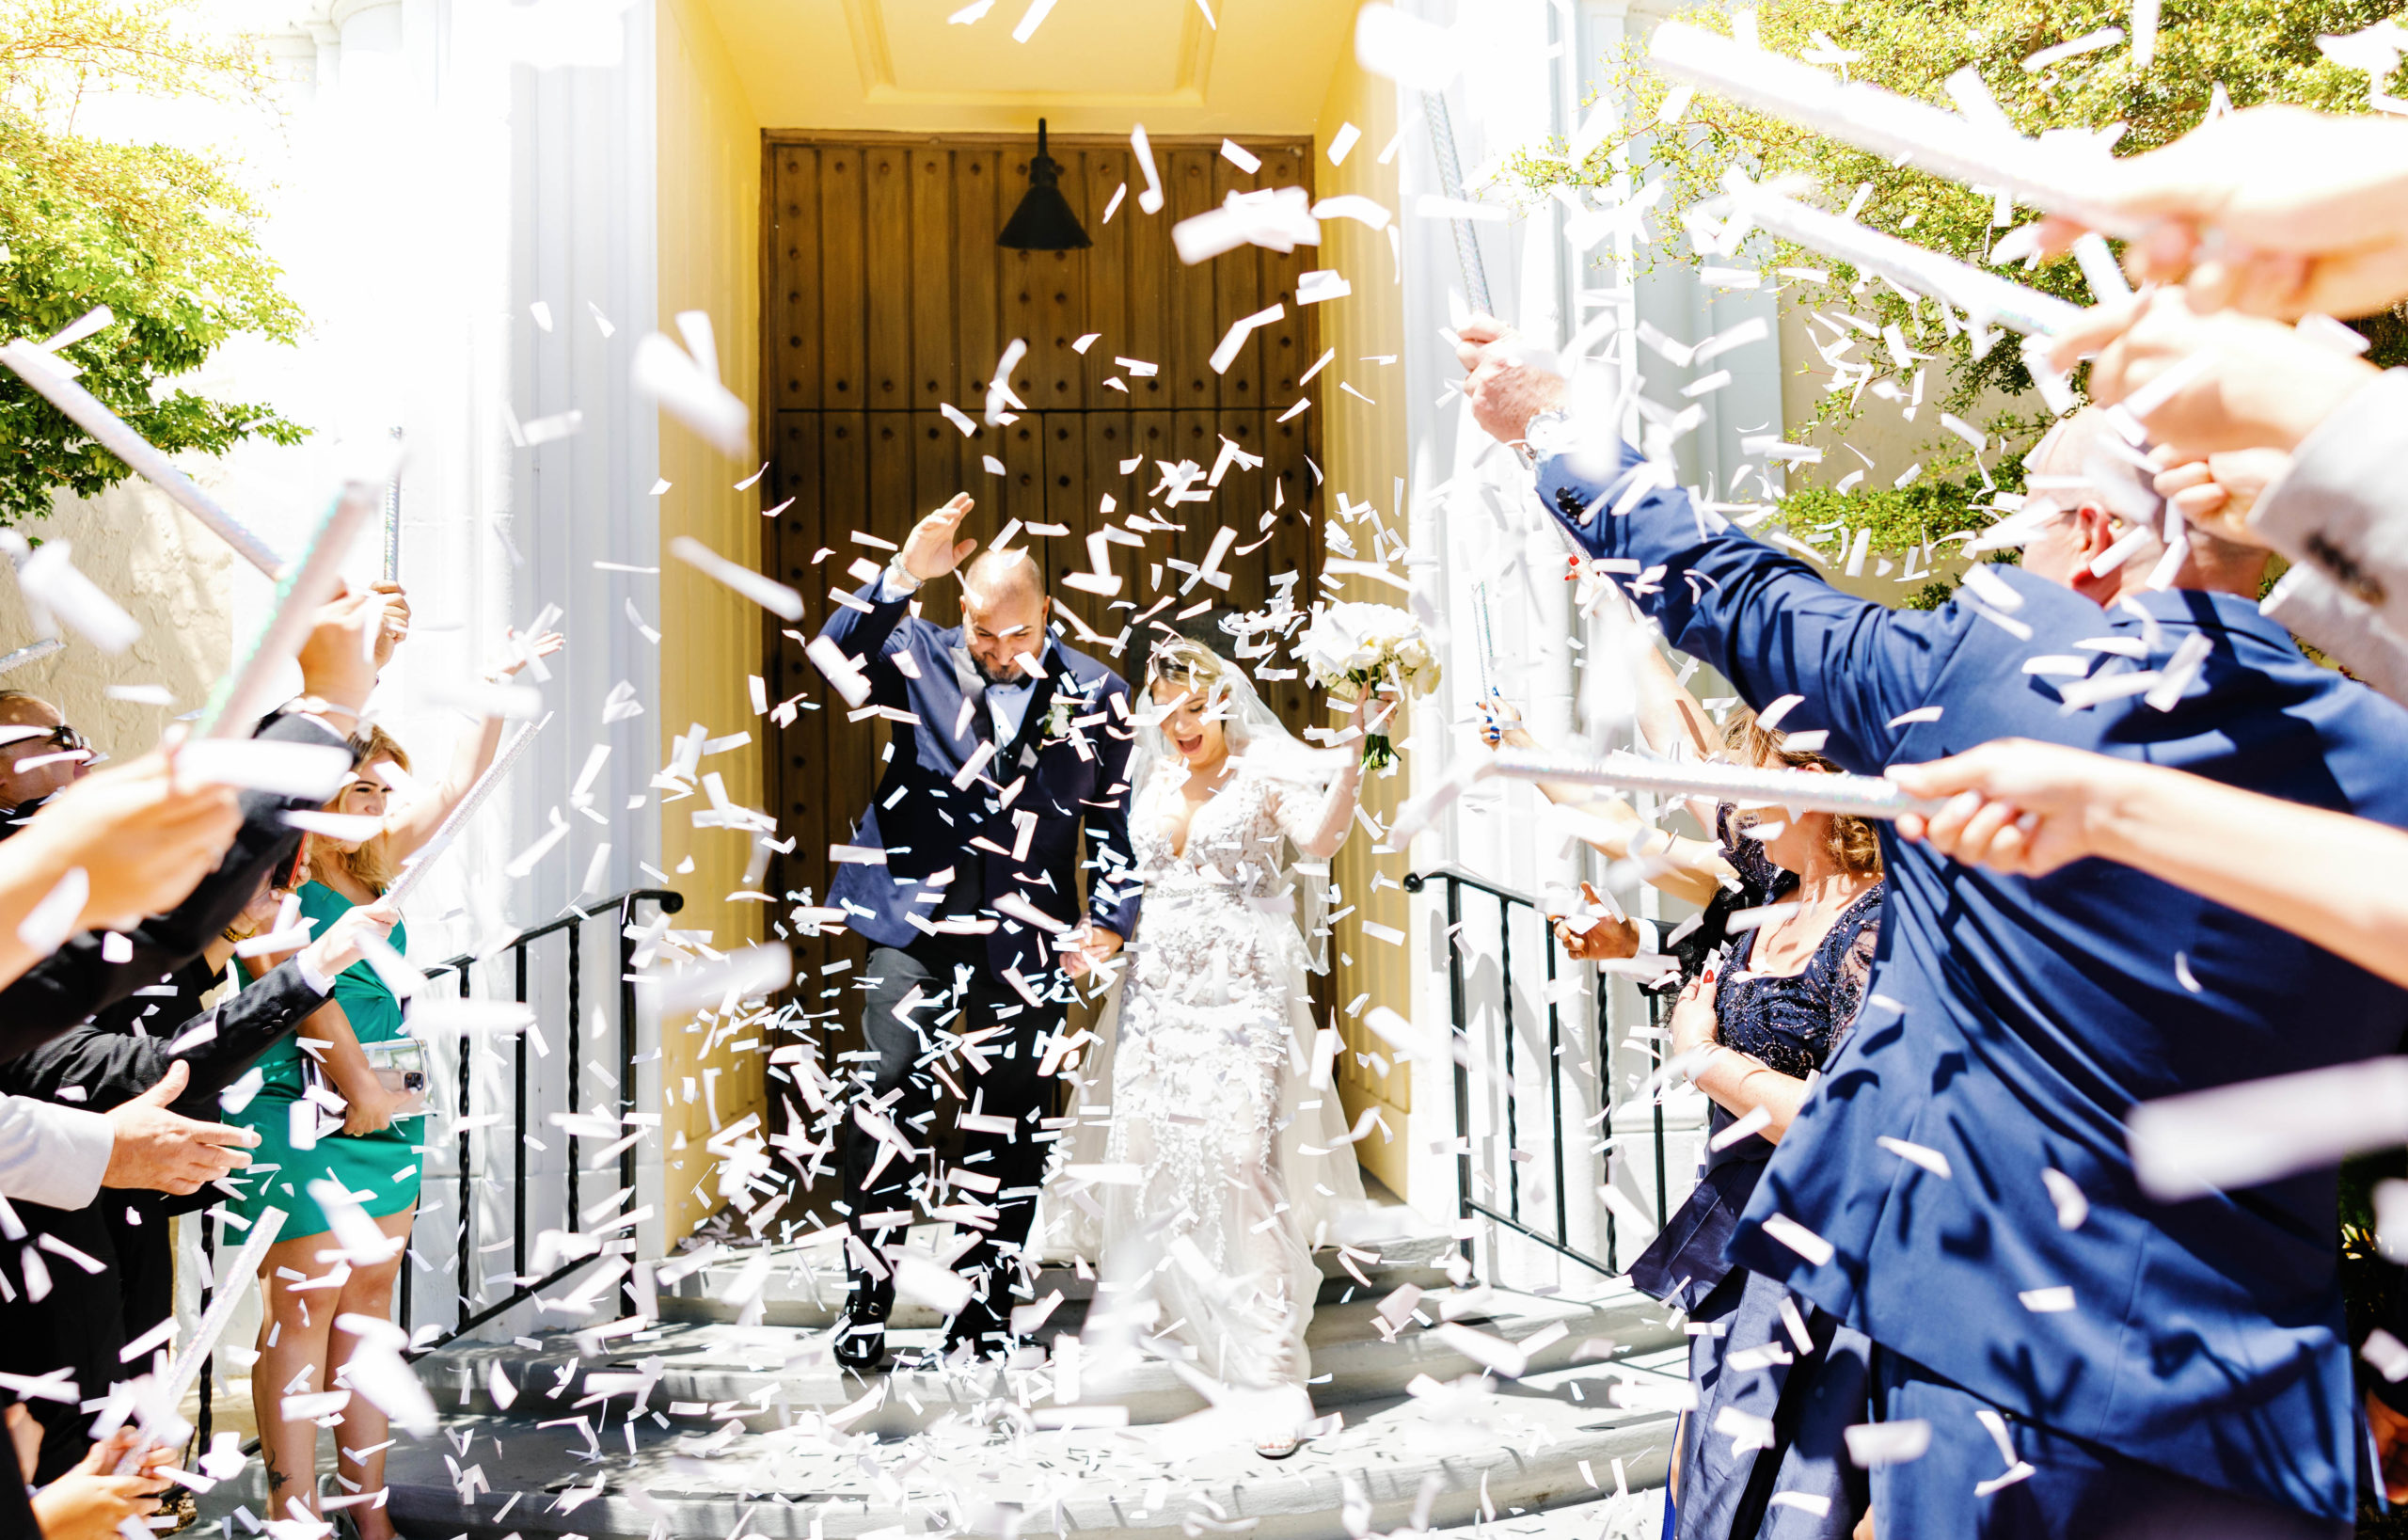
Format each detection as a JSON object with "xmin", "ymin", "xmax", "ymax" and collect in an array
[
  {"xmin": 1649, "ymin": 22, "xmax": 2143, "ymax": 239},
  {"xmin": 0, "ymin": 637, "xmax": 64, "ymax": 678},
  {"xmin": 1422, "ymin": 91, "xmax": 1495, "ymax": 317},
  {"xmin": 381, "ymin": 716, "xmax": 547, "ymax": 907},
  {"xmin": 1727, "ymin": 179, "xmax": 2083, "ymax": 337},
  {"xmin": 1487, "ymin": 747, "xmax": 1945, "ymax": 818},
  {"xmin": 0, "ymin": 341, "xmax": 285, "ymax": 576},
  {"xmin": 109, "ymin": 1206, "xmax": 287, "ymax": 1475},
  {"xmin": 194, "ymin": 474, "xmax": 385, "ymax": 739},
  {"xmin": 1394, "ymin": 745, "xmax": 1943, "ymax": 844}
]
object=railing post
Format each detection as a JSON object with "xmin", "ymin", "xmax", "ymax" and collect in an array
[
  {"xmin": 1499, "ymin": 893, "xmax": 1520, "ymax": 1230},
  {"xmin": 1599, "ymin": 978, "xmax": 1618, "ymax": 1273},
  {"xmin": 1545, "ymin": 913, "xmax": 1567, "ymax": 1254},
  {"xmin": 514, "ymin": 944, "xmax": 530, "ymax": 1285},
  {"xmin": 618, "ymin": 894, "xmax": 642, "ymax": 1202},
  {"xmin": 455, "ymin": 960, "xmax": 474, "ymax": 1317},
  {"xmin": 566, "ymin": 924, "xmax": 582, "ymax": 1223}
]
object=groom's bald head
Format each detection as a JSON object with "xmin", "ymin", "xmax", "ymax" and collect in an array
[{"xmin": 960, "ymin": 548, "xmax": 1046, "ymax": 680}]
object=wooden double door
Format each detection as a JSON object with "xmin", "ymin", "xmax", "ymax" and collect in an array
[{"xmin": 757, "ymin": 130, "xmax": 1325, "ymax": 992}]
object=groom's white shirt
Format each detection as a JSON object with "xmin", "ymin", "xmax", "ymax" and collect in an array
[{"xmin": 875, "ymin": 568, "xmax": 1040, "ymax": 742}]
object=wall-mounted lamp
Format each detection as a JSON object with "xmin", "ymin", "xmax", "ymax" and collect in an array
[{"xmin": 997, "ymin": 119, "xmax": 1091, "ymax": 251}]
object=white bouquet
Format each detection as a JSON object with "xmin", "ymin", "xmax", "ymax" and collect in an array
[{"xmin": 1293, "ymin": 601, "xmax": 1441, "ymax": 769}]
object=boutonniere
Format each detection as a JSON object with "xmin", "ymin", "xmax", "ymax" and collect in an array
[{"xmin": 1040, "ymin": 695, "xmax": 1078, "ymax": 741}]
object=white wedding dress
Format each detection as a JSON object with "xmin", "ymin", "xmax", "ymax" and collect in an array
[{"xmin": 1036, "ymin": 691, "xmax": 1370, "ymax": 1392}]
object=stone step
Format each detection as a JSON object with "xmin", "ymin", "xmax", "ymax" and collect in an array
[
  {"xmin": 657, "ymin": 1232, "xmax": 1462, "ymax": 1329},
  {"xmin": 381, "ymin": 1344, "xmax": 1691, "ymax": 1540},
  {"xmin": 420, "ymin": 1284, "xmax": 1686, "ymax": 1437}
]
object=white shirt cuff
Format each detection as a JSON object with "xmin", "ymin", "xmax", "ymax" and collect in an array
[
  {"xmin": 294, "ymin": 948, "xmax": 338, "ymax": 997},
  {"xmin": 0, "ymin": 1097, "xmax": 114, "ymax": 1210},
  {"xmin": 876, "ymin": 564, "xmax": 921, "ymax": 601}
]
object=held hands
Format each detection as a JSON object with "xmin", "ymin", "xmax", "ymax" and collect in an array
[
  {"xmin": 302, "ymin": 899, "xmax": 400, "ymax": 979},
  {"xmin": 2147, "ymin": 446, "xmax": 2292, "ymax": 547},
  {"xmin": 342, "ymin": 1075, "xmax": 400, "ymax": 1137},
  {"xmin": 25, "ymin": 751, "xmax": 242, "ymax": 932},
  {"xmin": 1477, "ymin": 690, "xmax": 1527, "ymax": 750},
  {"xmin": 901, "ymin": 493, "xmax": 978, "ymax": 583},
  {"xmin": 1887, "ymin": 739, "xmax": 2136, "ymax": 879},
  {"xmin": 1550, "ymin": 881, "xmax": 1639, "ymax": 962},
  {"xmin": 492, "ymin": 626, "xmax": 568, "ymax": 681},
  {"xmin": 2036, "ymin": 105, "xmax": 2408, "ymax": 321},
  {"xmin": 1668, "ymin": 966, "xmax": 1719, "ymax": 1059},
  {"xmin": 2371, "ymin": 1390, "xmax": 2408, "ymax": 1504},
  {"xmin": 1062, "ymin": 922, "xmax": 1124, "ymax": 980},
  {"xmin": 368, "ymin": 581, "xmax": 412, "ymax": 671},
  {"xmin": 29, "ymin": 1428, "xmax": 175, "ymax": 1540},
  {"xmin": 1453, "ymin": 317, "xmax": 1569, "ymax": 449},
  {"xmin": 102, "ymin": 1061, "xmax": 259, "ymax": 1195},
  {"xmin": 2045, "ymin": 289, "xmax": 2382, "ymax": 461},
  {"xmin": 298, "ymin": 584, "xmax": 399, "ymax": 711}
]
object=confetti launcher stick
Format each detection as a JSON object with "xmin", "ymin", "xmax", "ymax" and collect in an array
[
  {"xmin": 1488, "ymin": 748, "xmax": 1946, "ymax": 817},
  {"xmin": 1394, "ymin": 746, "xmax": 1943, "ymax": 843},
  {"xmin": 0, "ymin": 341, "xmax": 286, "ymax": 576},
  {"xmin": 1726, "ymin": 179, "xmax": 2083, "ymax": 337},
  {"xmin": 0, "ymin": 637, "xmax": 63, "ymax": 678},
  {"xmin": 192, "ymin": 472, "xmax": 387, "ymax": 739},
  {"xmin": 1421, "ymin": 90, "xmax": 1496, "ymax": 317},
  {"xmin": 1648, "ymin": 21, "xmax": 2144, "ymax": 239},
  {"xmin": 108, "ymin": 1206, "xmax": 288, "ymax": 1476},
  {"xmin": 381, "ymin": 717, "xmax": 547, "ymax": 907}
]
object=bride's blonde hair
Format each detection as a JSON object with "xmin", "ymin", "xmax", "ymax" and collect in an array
[{"xmin": 1148, "ymin": 636, "xmax": 1236, "ymax": 705}]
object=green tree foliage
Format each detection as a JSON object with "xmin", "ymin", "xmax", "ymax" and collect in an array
[
  {"xmin": 1509, "ymin": 0, "xmax": 2408, "ymax": 569},
  {"xmin": 0, "ymin": 0, "xmax": 303, "ymax": 525}
]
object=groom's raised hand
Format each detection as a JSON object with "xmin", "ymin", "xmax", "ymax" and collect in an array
[{"xmin": 902, "ymin": 493, "xmax": 979, "ymax": 583}]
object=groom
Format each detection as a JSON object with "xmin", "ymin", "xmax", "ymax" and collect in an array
[{"xmin": 817, "ymin": 493, "xmax": 1142, "ymax": 1367}]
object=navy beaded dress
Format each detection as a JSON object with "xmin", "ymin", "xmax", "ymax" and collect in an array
[{"xmin": 1632, "ymin": 806, "xmax": 1884, "ymax": 1540}]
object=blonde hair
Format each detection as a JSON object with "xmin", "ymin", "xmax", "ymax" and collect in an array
[
  {"xmin": 312, "ymin": 725, "xmax": 413, "ymax": 895},
  {"xmin": 1148, "ymin": 635, "xmax": 1234, "ymax": 699},
  {"xmin": 1722, "ymin": 708, "xmax": 1883, "ymax": 878}
]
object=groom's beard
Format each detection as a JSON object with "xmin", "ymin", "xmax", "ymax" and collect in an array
[{"xmin": 973, "ymin": 658, "xmax": 1027, "ymax": 688}]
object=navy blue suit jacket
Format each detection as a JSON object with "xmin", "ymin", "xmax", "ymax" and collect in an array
[
  {"xmin": 816, "ymin": 579, "xmax": 1141, "ymax": 984},
  {"xmin": 1540, "ymin": 440, "xmax": 2408, "ymax": 1519}
]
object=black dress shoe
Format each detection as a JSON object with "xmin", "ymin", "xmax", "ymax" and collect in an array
[{"xmin": 833, "ymin": 1309, "xmax": 888, "ymax": 1372}]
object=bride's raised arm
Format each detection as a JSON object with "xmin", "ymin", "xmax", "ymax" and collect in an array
[{"xmin": 1275, "ymin": 692, "xmax": 1388, "ymax": 860}]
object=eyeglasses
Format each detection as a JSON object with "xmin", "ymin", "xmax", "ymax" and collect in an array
[{"xmin": 5, "ymin": 723, "xmax": 85, "ymax": 757}]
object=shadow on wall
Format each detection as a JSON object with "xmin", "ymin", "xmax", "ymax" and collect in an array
[{"xmin": 0, "ymin": 480, "xmax": 238, "ymax": 760}]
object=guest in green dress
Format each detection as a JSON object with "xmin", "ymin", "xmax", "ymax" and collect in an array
[{"xmin": 230, "ymin": 621, "xmax": 562, "ymax": 1539}]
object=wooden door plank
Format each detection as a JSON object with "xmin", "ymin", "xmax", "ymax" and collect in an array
[
  {"xmin": 1210, "ymin": 155, "xmax": 1264, "ymax": 413},
  {"xmin": 1167, "ymin": 148, "xmax": 1220, "ymax": 411},
  {"xmin": 1255, "ymin": 142, "xmax": 1314, "ymax": 408},
  {"xmin": 819, "ymin": 149, "xmax": 866, "ymax": 412},
  {"xmin": 955, "ymin": 148, "xmax": 1004, "ymax": 416},
  {"xmin": 863, "ymin": 146, "xmax": 912, "ymax": 411},
  {"xmin": 772, "ymin": 148, "xmax": 822, "ymax": 411},
  {"xmin": 910, "ymin": 149, "xmax": 956, "ymax": 411}
]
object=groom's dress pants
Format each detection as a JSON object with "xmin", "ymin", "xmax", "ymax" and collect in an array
[{"xmin": 841, "ymin": 932, "xmax": 1066, "ymax": 1340}]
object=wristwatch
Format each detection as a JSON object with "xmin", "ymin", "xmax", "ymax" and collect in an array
[
  {"xmin": 883, "ymin": 555, "xmax": 923, "ymax": 595},
  {"xmin": 1520, "ymin": 406, "xmax": 1577, "ymax": 467}
]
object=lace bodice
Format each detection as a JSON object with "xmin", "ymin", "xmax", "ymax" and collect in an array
[{"xmin": 1129, "ymin": 755, "xmax": 1323, "ymax": 909}]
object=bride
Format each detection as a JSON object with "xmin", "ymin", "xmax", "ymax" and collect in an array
[{"xmin": 1062, "ymin": 633, "xmax": 1381, "ymax": 1456}]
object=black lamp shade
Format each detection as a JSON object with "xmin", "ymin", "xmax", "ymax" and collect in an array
[{"xmin": 998, "ymin": 119, "xmax": 1091, "ymax": 251}]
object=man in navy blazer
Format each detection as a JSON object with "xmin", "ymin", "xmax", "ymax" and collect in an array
[
  {"xmin": 1457, "ymin": 326, "xmax": 2408, "ymax": 1536},
  {"xmin": 815, "ymin": 493, "xmax": 1141, "ymax": 1367}
]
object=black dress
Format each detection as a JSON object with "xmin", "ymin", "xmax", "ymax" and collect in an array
[{"xmin": 1630, "ymin": 806, "xmax": 1884, "ymax": 1540}]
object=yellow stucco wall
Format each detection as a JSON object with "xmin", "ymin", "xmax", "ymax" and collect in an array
[
  {"xmin": 1310, "ymin": 51, "xmax": 1418, "ymax": 1199},
  {"xmin": 699, "ymin": 0, "xmax": 1357, "ymax": 136},
  {"xmin": 656, "ymin": 0, "xmax": 768, "ymax": 1243}
]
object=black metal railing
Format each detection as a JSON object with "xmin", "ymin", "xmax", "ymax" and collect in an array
[
  {"xmin": 1403, "ymin": 867, "xmax": 1669, "ymax": 1278},
  {"xmin": 193, "ymin": 887, "xmax": 682, "ymax": 1448}
]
